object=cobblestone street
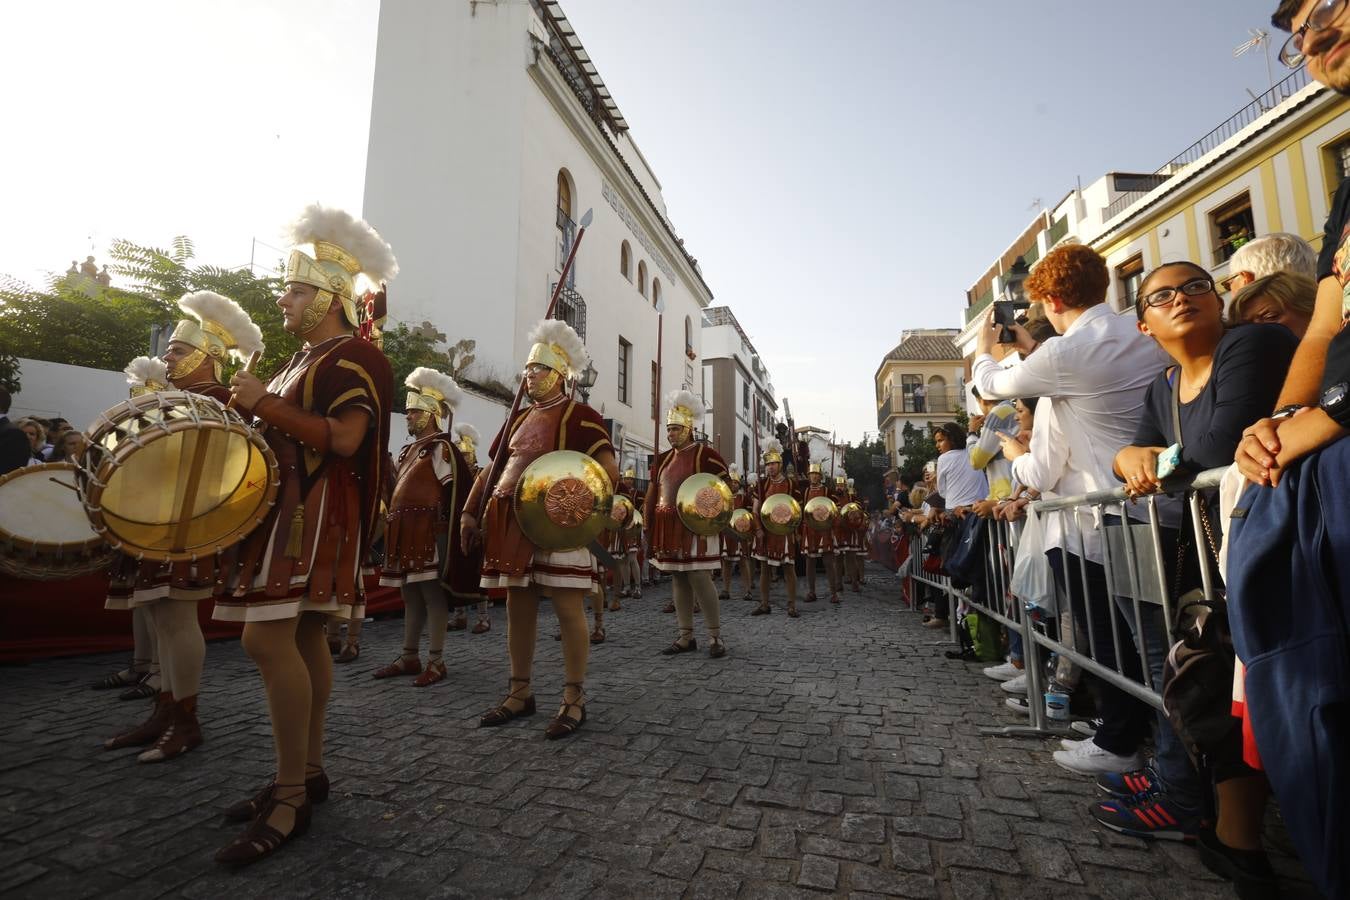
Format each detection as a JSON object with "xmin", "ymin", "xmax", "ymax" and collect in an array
[{"xmin": 0, "ymin": 563, "xmax": 1312, "ymax": 898}]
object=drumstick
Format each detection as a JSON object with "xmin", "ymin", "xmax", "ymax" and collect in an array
[{"xmin": 226, "ymin": 351, "xmax": 263, "ymax": 410}]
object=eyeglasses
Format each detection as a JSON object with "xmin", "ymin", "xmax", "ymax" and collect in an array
[
  {"xmin": 1280, "ymin": 0, "xmax": 1347, "ymax": 67},
  {"xmin": 1138, "ymin": 277, "xmax": 1215, "ymax": 309}
]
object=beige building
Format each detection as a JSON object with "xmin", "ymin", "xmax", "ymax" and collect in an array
[{"xmin": 874, "ymin": 329, "xmax": 965, "ymax": 466}]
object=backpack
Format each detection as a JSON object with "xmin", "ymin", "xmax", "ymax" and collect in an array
[{"xmin": 1161, "ymin": 591, "xmax": 1238, "ymax": 767}]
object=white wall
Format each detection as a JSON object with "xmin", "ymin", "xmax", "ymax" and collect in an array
[{"xmin": 10, "ymin": 358, "xmax": 130, "ymax": 432}]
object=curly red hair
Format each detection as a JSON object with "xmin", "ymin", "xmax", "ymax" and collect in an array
[{"xmin": 1024, "ymin": 244, "xmax": 1109, "ymax": 309}]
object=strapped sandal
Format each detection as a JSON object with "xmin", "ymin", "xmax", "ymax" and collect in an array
[
  {"xmin": 544, "ymin": 683, "xmax": 586, "ymax": 741},
  {"xmin": 662, "ymin": 601, "xmax": 675, "ymax": 614},
  {"xmin": 137, "ymin": 697, "xmax": 202, "ymax": 764},
  {"xmin": 693, "ymin": 602, "xmax": 702, "ymax": 614},
  {"xmin": 607, "ymin": 600, "xmax": 622, "ymax": 612},
  {"xmin": 372, "ymin": 655, "xmax": 422, "ymax": 679},
  {"xmin": 742, "ymin": 593, "xmax": 756, "ymax": 602},
  {"xmin": 590, "ymin": 625, "xmax": 606, "ymax": 644},
  {"xmin": 104, "ymin": 692, "xmax": 173, "ymax": 751},
  {"xmin": 632, "ymin": 589, "xmax": 642, "ymax": 600},
  {"xmin": 717, "ymin": 590, "xmax": 730, "ymax": 600},
  {"xmin": 471, "ymin": 619, "xmax": 491, "ymax": 634},
  {"xmin": 479, "ymin": 678, "xmax": 536, "ymax": 727},
  {"xmin": 214, "ymin": 783, "xmax": 312, "ymax": 867},
  {"xmin": 751, "ymin": 604, "xmax": 771, "ymax": 616},
  {"xmin": 447, "ymin": 618, "xmax": 467, "ymax": 632},
  {"xmin": 660, "ymin": 636, "xmax": 697, "ymax": 655},
  {"xmin": 708, "ymin": 637, "xmax": 727, "ymax": 659},
  {"xmin": 224, "ymin": 768, "xmax": 328, "ymax": 822},
  {"xmin": 787, "ymin": 606, "xmax": 801, "ymax": 618},
  {"xmin": 412, "ymin": 660, "xmax": 447, "ymax": 687},
  {"xmin": 118, "ymin": 671, "xmax": 159, "ymax": 701},
  {"xmin": 335, "ymin": 642, "xmax": 360, "ymax": 664},
  {"xmin": 806, "ymin": 592, "xmax": 818, "ymax": 602},
  {"xmin": 830, "ymin": 594, "xmax": 841, "ymax": 605},
  {"xmin": 327, "ymin": 636, "xmax": 341, "ymax": 656},
  {"xmin": 91, "ymin": 662, "xmax": 145, "ymax": 691}
]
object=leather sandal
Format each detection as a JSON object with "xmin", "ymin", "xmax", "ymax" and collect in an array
[
  {"xmin": 412, "ymin": 660, "xmax": 447, "ymax": 687},
  {"xmin": 590, "ymin": 626, "xmax": 606, "ymax": 644},
  {"xmin": 806, "ymin": 592, "xmax": 818, "ymax": 602},
  {"xmin": 447, "ymin": 618, "xmax": 467, "ymax": 632},
  {"xmin": 544, "ymin": 683, "xmax": 586, "ymax": 740},
  {"xmin": 660, "ymin": 636, "xmax": 697, "ymax": 655},
  {"xmin": 479, "ymin": 678, "xmax": 536, "ymax": 727},
  {"xmin": 717, "ymin": 590, "xmax": 730, "ymax": 600},
  {"xmin": 751, "ymin": 604, "xmax": 771, "ymax": 615},
  {"xmin": 105, "ymin": 692, "xmax": 174, "ymax": 750},
  {"xmin": 787, "ymin": 606, "xmax": 801, "ymax": 618},
  {"xmin": 214, "ymin": 783, "xmax": 312, "ymax": 867},
  {"xmin": 91, "ymin": 663, "xmax": 144, "ymax": 690},
  {"xmin": 830, "ymin": 594, "xmax": 841, "ymax": 604},
  {"xmin": 335, "ymin": 642, "xmax": 360, "ymax": 664},
  {"xmin": 632, "ymin": 589, "xmax": 642, "ymax": 599},
  {"xmin": 742, "ymin": 593, "xmax": 756, "ymax": 602},
  {"xmin": 662, "ymin": 601, "xmax": 675, "ymax": 614},
  {"xmin": 708, "ymin": 637, "xmax": 727, "ymax": 659},
  {"xmin": 138, "ymin": 696, "xmax": 202, "ymax": 763},
  {"xmin": 471, "ymin": 619, "xmax": 491, "ymax": 634},
  {"xmin": 327, "ymin": 636, "xmax": 341, "ymax": 656},
  {"xmin": 372, "ymin": 655, "xmax": 422, "ymax": 679},
  {"xmin": 607, "ymin": 600, "xmax": 622, "ymax": 612},
  {"xmin": 119, "ymin": 672, "xmax": 159, "ymax": 701},
  {"xmin": 224, "ymin": 768, "xmax": 328, "ymax": 822},
  {"xmin": 693, "ymin": 601, "xmax": 702, "ymax": 614}
]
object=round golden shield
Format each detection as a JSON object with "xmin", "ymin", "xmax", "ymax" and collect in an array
[
  {"xmin": 840, "ymin": 501, "xmax": 864, "ymax": 526},
  {"xmin": 803, "ymin": 495, "xmax": 839, "ymax": 532},
  {"xmin": 676, "ymin": 473, "xmax": 733, "ymax": 537},
  {"xmin": 607, "ymin": 494, "xmax": 635, "ymax": 532},
  {"xmin": 514, "ymin": 450, "xmax": 613, "ymax": 551},
  {"xmin": 627, "ymin": 506, "xmax": 644, "ymax": 535},
  {"xmin": 760, "ymin": 493, "xmax": 802, "ymax": 537},
  {"xmin": 726, "ymin": 507, "xmax": 755, "ymax": 542}
]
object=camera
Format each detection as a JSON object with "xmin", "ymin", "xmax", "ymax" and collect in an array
[{"xmin": 992, "ymin": 300, "xmax": 1030, "ymax": 343}]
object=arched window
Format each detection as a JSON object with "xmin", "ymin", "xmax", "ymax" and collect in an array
[
  {"xmin": 555, "ymin": 169, "xmax": 575, "ymax": 276},
  {"xmin": 651, "ymin": 278, "xmax": 661, "ymax": 308},
  {"xmin": 637, "ymin": 260, "xmax": 647, "ymax": 297},
  {"xmin": 684, "ymin": 315, "xmax": 693, "ymax": 356},
  {"xmin": 556, "ymin": 170, "xmax": 573, "ymax": 221},
  {"xmin": 620, "ymin": 241, "xmax": 631, "ymax": 280}
]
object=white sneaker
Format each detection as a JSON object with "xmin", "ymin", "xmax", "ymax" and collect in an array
[
  {"xmin": 999, "ymin": 673, "xmax": 1027, "ymax": 695},
  {"xmin": 1060, "ymin": 736, "xmax": 1093, "ymax": 751},
  {"xmin": 982, "ymin": 661, "xmax": 1021, "ymax": 681},
  {"xmin": 1052, "ymin": 741, "xmax": 1144, "ymax": 776},
  {"xmin": 1070, "ymin": 718, "xmax": 1101, "ymax": 738},
  {"xmin": 1005, "ymin": 697, "xmax": 1029, "ymax": 712}
]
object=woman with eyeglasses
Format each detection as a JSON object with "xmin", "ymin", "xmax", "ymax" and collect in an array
[{"xmin": 1106, "ymin": 260, "xmax": 1296, "ymax": 893}]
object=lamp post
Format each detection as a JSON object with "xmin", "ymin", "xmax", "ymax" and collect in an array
[{"xmin": 577, "ymin": 359, "xmax": 598, "ymax": 403}]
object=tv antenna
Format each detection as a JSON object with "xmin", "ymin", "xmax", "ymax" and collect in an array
[{"xmin": 1234, "ymin": 27, "xmax": 1275, "ymax": 102}]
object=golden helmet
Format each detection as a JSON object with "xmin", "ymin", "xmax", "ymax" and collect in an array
[
  {"xmin": 513, "ymin": 450, "xmax": 614, "ymax": 551},
  {"xmin": 166, "ymin": 291, "xmax": 264, "ymax": 382},
  {"xmin": 283, "ymin": 204, "xmax": 398, "ymax": 335},
  {"xmin": 123, "ymin": 356, "xmax": 169, "ymax": 397}
]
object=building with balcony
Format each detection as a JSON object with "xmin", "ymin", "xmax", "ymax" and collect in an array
[
  {"xmin": 700, "ymin": 306, "xmax": 778, "ymax": 474},
  {"xmin": 873, "ymin": 329, "xmax": 964, "ymax": 467},
  {"xmin": 362, "ymin": 0, "xmax": 713, "ymax": 473}
]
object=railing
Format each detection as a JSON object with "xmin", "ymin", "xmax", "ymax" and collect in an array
[
  {"xmin": 1102, "ymin": 67, "xmax": 1312, "ymax": 225},
  {"xmin": 877, "ymin": 386, "xmax": 963, "ymax": 427},
  {"xmin": 964, "ymin": 289, "xmax": 995, "ymax": 324},
  {"xmin": 551, "ymin": 283, "xmax": 587, "ymax": 341},
  {"xmin": 897, "ymin": 466, "xmax": 1226, "ymax": 736}
]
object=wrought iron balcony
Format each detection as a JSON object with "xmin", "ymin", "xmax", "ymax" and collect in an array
[
  {"xmin": 551, "ymin": 284, "xmax": 587, "ymax": 341},
  {"xmin": 876, "ymin": 386, "xmax": 963, "ymax": 428}
]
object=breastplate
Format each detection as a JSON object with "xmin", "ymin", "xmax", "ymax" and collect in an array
[
  {"xmin": 390, "ymin": 438, "xmax": 444, "ymax": 512},
  {"xmin": 494, "ymin": 401, "xmax": 565, "ymax": 497},
  {"xmin": 657, "ymin": 446, "xmax": 696, "ymax": 508}
]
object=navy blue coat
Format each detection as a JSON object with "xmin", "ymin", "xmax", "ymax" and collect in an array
[{"xmin": 1227, "ymin": 436, "xmax": 1350, "ymax": 899}]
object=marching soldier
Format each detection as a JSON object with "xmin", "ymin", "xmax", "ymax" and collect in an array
[
  {"xmin": 720, "ymin": 465, "xmax": 755, "ymax": 601},
  {"xmin": 800, "ymin": 461, "xmax": 842, "ymax": 605},
  {"xmin": 373, "ymin": 368, "xmax": 484, "ymax": 686},
  {"xmin": 751, "ymin": 439, "xmax": 802, "ymax": 617},
  {"xmin": 214, "ymin": 204, "xmax": 395, "ymax": 866},
  {"xmin": 645, "ymin": 390, "xmax": 730, "ymax": 658},
  {"xmin": 103, "ymin": 292, "xmax": 263, "ymax": 765},
  {"xmin": 449, "ymin": 423, "xmax": 493, "ymax": 633},
  {"xmin": 462, "ymin": 319, "xmax": 620, "ymax": 740}
]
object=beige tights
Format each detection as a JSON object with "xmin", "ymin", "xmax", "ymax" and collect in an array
[
  {"xmin": 501, "ymin": 585, "xmax": 588, "ymax": 713},
  {"xmin": 673, "ymin": 571, "xmax": 720, "ymax": 644},
  {"xmin": 145, "ymin": 600, "xmax": 205, "ymax": 700}
]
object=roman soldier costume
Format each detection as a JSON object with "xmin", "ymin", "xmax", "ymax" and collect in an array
[
  {"xmin": 720, "ymin": 465, "xmax": 754, "ymax": 602},
  {"xmin": 450, "ymin": 423, "xmax": 493, "ymax": 633},
  {"xmin": 103, "ymin": 291, "xmax": 264, "ymax": 764},
  {"xmin": 752, "ymin": 439, "xmax": 802, "ymax": 617},
  {"xmin": 646, "ymin": 390, "xmax": 729, "ymax": 658},
  {"xmin": 373, "ymin": 368, "xmax": 484, "ymax": 686},
  {"xmin": 800, "ymin": 461, "xmax": 842, "ymax": 605}
]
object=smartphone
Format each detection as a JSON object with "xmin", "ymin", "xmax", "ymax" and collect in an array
[
  {"xmin": 992, "ymin": 300, "xmax": 1030, "ymax": 343},
  {"xmin": 1155, "ymin": 444, "xmax": 1181, "ymax": 481}
]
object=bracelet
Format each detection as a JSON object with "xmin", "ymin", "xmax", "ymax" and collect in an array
[{"xmin": 1271, "ymin": 404, "xmax": 1301, "ymax": 420}]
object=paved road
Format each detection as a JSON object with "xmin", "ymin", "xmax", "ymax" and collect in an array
[{"xmin": 0, "ymin": 563, "xmax": 1314, "ymax": 898}]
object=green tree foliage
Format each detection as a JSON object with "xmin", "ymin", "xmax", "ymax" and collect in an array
[
  {"xmin": 898, "ymin": 420, "xmax": 937, "ymax": 473},
  {"xmin": 0, "ymin": 351, "xmax": 20, "ymax": 394},
  {"xmin": 842, "ymin": 436, "xmax": 887, "ymax": 509}
]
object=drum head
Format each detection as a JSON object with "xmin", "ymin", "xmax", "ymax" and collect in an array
[{"xmin": 0, "ymin": 464, "xmax": 103, "ymax": 550}]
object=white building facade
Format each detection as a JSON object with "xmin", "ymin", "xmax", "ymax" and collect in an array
[
  {"xmin": 362, "ymin": 0, "xmax": 714, "ymax": 473},
  {"xmin": 699, "ymin": 306, "xmax": 777, "ymax": 475}
]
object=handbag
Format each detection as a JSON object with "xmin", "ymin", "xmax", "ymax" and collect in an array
[
  {"xmin": 942, "ymin": 514, "xmax": 987, "ymax": 589},
  {"xmin": 1158, "ymin": 375, "xmax": 1237, "ymax": 767}
]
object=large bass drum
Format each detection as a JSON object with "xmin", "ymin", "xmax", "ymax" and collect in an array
[
  {"xmin": 0, "ymin": 463, "xmax": 115, "ymax": 580},
  {"xmin": 77, "ymin": 391, "xmax": 279, "ymax": 562}
]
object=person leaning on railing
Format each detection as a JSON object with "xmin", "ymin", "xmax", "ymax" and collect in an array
[{"xmin": 1098, "ymin": 261, "xmax": 1297, "ymax": 851}]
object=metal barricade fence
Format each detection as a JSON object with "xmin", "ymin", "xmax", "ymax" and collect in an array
[{"xmin": 900, "ymin": 466, "xmax": 1228, "ymax": 738}]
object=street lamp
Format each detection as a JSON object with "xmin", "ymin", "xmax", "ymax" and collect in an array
[{"xmin": 577, "ymin": 359, "xmax": 598, "ymax": 403}]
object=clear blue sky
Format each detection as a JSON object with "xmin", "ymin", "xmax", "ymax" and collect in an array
[{"xmin": 4, "ymin": 0, "xmax": 1288, "ymax": 443}]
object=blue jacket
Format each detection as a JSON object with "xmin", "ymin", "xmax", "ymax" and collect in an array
[{"xmin": 1227, "ymin": 437, "xmax": 1350, "ymax": 899}]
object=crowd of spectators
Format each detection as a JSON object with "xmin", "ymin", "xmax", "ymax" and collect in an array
[
  {"xmin": 0, "ymin": 392, "xmax": 79, "ymax": 477},
  {"xmin": 879, "ymin": 207, "xmax": 1347, "ymax": 898}
]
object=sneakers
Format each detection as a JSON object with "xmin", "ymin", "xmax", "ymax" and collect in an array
[
  {"xmin": 1052, "ymin": 740, "xmax": 1144, "ymax": 776},
  {"xmin": 1005, "ymin": 696, "xmax": 1030, "ymax": 712},
  {"xmin": 1095, "ymin": 766, "xmax": 1159, "ymax": 801},
  {"xmin": 1060, "ymin": 736, "xmax": 1093, "ymax": 751},
  {"xmin": 982, "ymin": 660, "xmax": 1022, "ymax": 681},
  {"xmin": 1196, "ymin": 828, "xmax": 1279, "ymax": 899},
  {"xmin": 1071, "ymin": 717, "xmax": 1102, "ymax": 738},
  {"xmin": 999, "ymin": 674, "xmax": 1028, "ymax": 695},
  {"xmin": 1089, "ymin": 792, "xmax": 1201, "ymax": 842}
]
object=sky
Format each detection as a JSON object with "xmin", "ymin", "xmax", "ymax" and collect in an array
[{"xmin": 2, "ymin": 0, "xmax": 1289, "ymax": 443}]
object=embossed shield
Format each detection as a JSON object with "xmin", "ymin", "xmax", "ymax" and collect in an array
[
  {"xmin": 803, "ymin": 495, "xmax": 839, "ymax": 532},
  {"xmin": 607, "ymin": 493, "xmax": 635, "ymax": 533},
  {"xmin": 840, "ymin": 501, "xmax": 864, "ymax": 526},
  {"xmin": 760, "ymin": 493, "xmax": 802, "ymax": 536},
  {"xmin": 726, "ymin": 507, "xmax": 755, "ymax": 542},
  {"xmin": 676, "ymin": 473, "xmax": 733, "ymax": 537},
  {"xmin": 514, "ymin": 450, "xmax": 614, "ymax": 551}
]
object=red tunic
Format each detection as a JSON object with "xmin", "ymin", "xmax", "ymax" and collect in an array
[
  {"xmin": 475, "ymin": 395, "xmax": 614, "ymax": 591},
  {"xmin": 722, "ymin": 486, "xmax": 750, "ymax": 560},
  {"xmin": 105, "ymin": 381, "xmax": 234, "ymax": 610},
  {"xmin": 605, "ymin": 483, "xmax": 637, "ymax": 556},
  {"xmin": 213, "ymin": 335, "xmax": 392, "ymax": 622},
  {"xmin": 645, "ymin": 442, "xmax": 728, "ymax": 572},
  {"xmin": 800, "ymin": 482, "xmax": 836, "ymax": 557},
  {"xmin": 753, "ymin": 475, "xmax": 801, "ymax": 566}
]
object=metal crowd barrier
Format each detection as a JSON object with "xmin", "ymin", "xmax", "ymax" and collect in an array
[{"xmin": 899, "ymin": 466, "xmax": 1228, "ymax": 738}]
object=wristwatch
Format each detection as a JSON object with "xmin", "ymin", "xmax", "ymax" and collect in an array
[
  {"xmin": 1320, "ymin": 381, "xmax": 1349, "ymax": 427},
  {"xmin": 1271, "ymin": 404, "xmax": 1302, "ymax": 420}
]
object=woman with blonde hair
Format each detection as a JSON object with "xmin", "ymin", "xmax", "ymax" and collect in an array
[{"xmin": 1230, "ymin": 270, "xmax": 1316, "ymax": 338}]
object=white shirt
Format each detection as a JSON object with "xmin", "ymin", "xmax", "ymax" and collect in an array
[
  {"xmin": 972, "ymin": 304, "xmax": 1170, "ymax": 560},
  {"xmin": 936, "ymin": 448, "xmax": 988, "ymax": 508}
]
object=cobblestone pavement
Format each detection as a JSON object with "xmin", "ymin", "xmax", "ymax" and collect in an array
[{"xmin": 0, "ymin": 562, "xmax": 1317, "ymax": 899}]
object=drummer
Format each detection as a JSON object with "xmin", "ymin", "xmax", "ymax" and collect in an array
[
  {"xmin": 645, "ymin": 390, "xmax": 730, "ymax": 659},
  {"xmin": 461, "ymin": 319, "xmax": 620, "ymax": 740},
  {"xmin": 213, "ymin": 205, "xmax": 395, "ymax": 867},
  {"xmin": 752, "ymin": 439, "xmax": 803, "ymax": 618},
  {"xmin": 103, "ymin": 292, "xmax": 263, "ymax": 765}
]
